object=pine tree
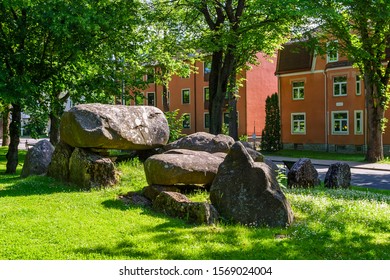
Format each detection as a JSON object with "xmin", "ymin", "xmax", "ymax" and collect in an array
[{"xmin": 261, "ymin": 93, "xmax": 281, "ymax": 151}]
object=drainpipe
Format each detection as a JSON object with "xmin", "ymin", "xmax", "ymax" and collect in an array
[
  {"xmin": 323, "ymin": 69, "xmax": 329, "ymax": 152},
  {"xmin": 277, "ymin": 74, "xmax": 282, "ymax": 148}
]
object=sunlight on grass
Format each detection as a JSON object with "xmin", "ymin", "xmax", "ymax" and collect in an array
[{"xmin": 0, "ymin": 149, "xmax": 389, "ymax": 260}]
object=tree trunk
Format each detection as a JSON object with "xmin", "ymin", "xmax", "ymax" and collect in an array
[
  {"xmin": 209, "ymin": 50, "xmax": 236, "ymax": 135},
  {"xmin": 365, "ymin": 76, "xmax": 384, "ymax": 162},
  {"xmin": 228, "ymin": 64, "xmax": 239, "ymax": 140},
  {"xmin": 49, "ymin": 112, "xmax": 61, "ymax": 146},
  {"xmin": 162, "ymin": 84, "xmax": 170, "ymax": 112},
  {"xmin": 2, "ymin": 104, "xmax": 11, "ymax": 146},
  {"xmin": 6, "ymin": 103, "xmax": 21, "ymax": 174}
]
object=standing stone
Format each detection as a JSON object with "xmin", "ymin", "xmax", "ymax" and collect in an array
[
  {"xmin": 163, "ymin": 132, "xmax": 234, "ymax": 153},
  {"xmin": 60, "ymin": 104, "xmax": 169, "ymax": 150},
  {"xmin": 21, "ymin": 140, "xmax": 54, "ymax": 178},
  {"xmin": 210, "ymin": 142, "xmax": 294, "ymax": 227},
  {"xmin": 287, "ymin": 158, "xmax": 320, "ymax": 188},
  {"xmin": 47, "ymin": 141, "xmax": 74, "ymax": 182},
  {"xmin": 324, "ymin": 162, "xmax": 351, "ymax": 189},
  {"xmin": 69, "ymin": 148, "xmax": 118, "ymax": 189}
]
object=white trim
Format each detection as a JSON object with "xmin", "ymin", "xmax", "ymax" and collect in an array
[
  {"xmin": 181, "ymin": 88, "xmax": 191, "ymax": 104},
  {"xmin": 182, "ymin": 113, "xmax": 191, "ymax": 129},
  {"xmin": 331, "ymin": 110, "xmax": 349, "ymax": 135},
  {"xmin": 292, "ymin": 81, "xmax": 305, "ymax": 100},
  {"xmin": 146, "ymin": 92, "xmax": 156, "ymax": 106},
  {"xmin": 326, "ymin": 40, "xmax": 339, "ymax": 63},
  {"xmin": 204, "ymin": 112, "xmax": 210, "ymax": 129},
  {"xmin": 277, "ymin": 70, "xmax": 324, "ymax": 77},
  {"xmin": 291, "ymin": 112, "xmax": 306, "ymax": 135},
  {"xmin": 354, "ymin": 110, "xmax": 364, "ymax": 135},
  {"xmin": 356, "ymin": 75, "xmax": 362, "ymax": 96},
  {"xmin": 333, "ymin": 76, "xmax": 347, "ymax": 96}
]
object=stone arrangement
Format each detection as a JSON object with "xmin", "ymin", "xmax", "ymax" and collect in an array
[
  {"xmin": 47, "ymin": 104, "xmax": 169, "ymax": 189},
  {"xmin": 19, "ymin": 103, "xmax": 352, "ymax": 227}
]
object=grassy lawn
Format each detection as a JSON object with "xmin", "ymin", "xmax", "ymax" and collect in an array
[{"xmin": 0, "ymin": 147, "xmax": 389, "ymax": 260}]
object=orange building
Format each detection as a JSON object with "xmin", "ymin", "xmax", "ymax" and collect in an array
[
  {"xmin": 276, "ymin": 41, "xmax": 390, "ymax": 153},
  {"xmin": 128, "ymin": 54, "xmax": 278, "ymax": 140}
]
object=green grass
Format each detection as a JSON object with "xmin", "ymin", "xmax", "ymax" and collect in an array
[
  {"xmin": 263, "ymin": 149, "xmax": 366, "ymax": 162},
  {"xmin": 0, "ymin": 147, "xmax": 389, "ymax": 260}
]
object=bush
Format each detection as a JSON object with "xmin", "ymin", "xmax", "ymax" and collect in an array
[{"xmin": 261, "ymin": 93, "xmax": 281, "ymax": 151}]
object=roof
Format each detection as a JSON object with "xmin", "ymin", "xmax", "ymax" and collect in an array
[{"xmin": 276, "ymin": 42, "xmax": 313, "ymax": 75}]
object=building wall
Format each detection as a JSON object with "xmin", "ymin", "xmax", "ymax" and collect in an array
[
  {"xmin": 279, "ymin": 50, "xmax": 390, "ymax": 153},
  {"xmin": 245, "ymin": 54, "xmax": 278, "ymax": 137},
  {"xmin": 128, "ymin": 56, "xmax": 277, "ymax": 138}
]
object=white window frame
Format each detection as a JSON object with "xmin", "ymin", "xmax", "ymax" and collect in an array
[
  {"xmin": 203, "ymin": 87, "xmax": 209, "ymax": 102},
  {"xmin": 181, "ymin": 88, "xmax": 190, "ymax": 104},
  {"xmin": 354, "ymin": 110, "xmax": 363, "ymax": 135},
  {"xmin": 356, "ymin": 75, "xmax": 361, "ymax": 96},
  {"xmin": 182, "ymin": 113, "xmax": 191, "ymax": 129},
  {"xmin": 291, "ymin": 113, "xmax": 306, "ymax": 135},
  {"xmin": 327, "ymin": 41, "xmax": 339, "ymax": 63},
  {"xmin": 204, "ymin": 112, "xmax": 210, "ymax": 129},
  {"xmin": 147, "ymin": 92, "xmax": 156, "ymax": 106},
  {"xmin": 332, "ymin": 111, "xmax": 349, "ymax": 135},
  {"xmin": 333, "ymin": 76, "xmax": 347, "ymax": 96},
  {"xmin": 292, "ymin": 81, "xmax": 304, "ymax": 100}
]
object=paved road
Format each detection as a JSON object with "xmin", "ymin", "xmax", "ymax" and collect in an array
[
  {"xmin": 315, "ymin": 165, "xmax": 390, "ymax": 191},
  {"xmin": 269, "ymin": 156, "xmax": 390, "ymax": 191}
]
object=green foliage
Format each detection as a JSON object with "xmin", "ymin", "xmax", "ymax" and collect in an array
[
  {"xmin": 261, "ymin": 93, "xmax": 281, "ymax": 152},
  {"xmin": 164, "ymin": 109, "xmax": 186, "ymax": 142}
]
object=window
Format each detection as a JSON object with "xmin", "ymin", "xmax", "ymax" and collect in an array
[
  {"xmin": 204, "ymin": 60, "xmax": 211, "ymax": 75},
  {"xmin": 291, "ymin": 113, "xmax": 306, "ymax": 134},
  {"xmin": 327, "ymin": 41, "xmax": 338, "ymax": 63},
  {"xmin": 332, "ymin": 111, "xmax": 349, "ymax": 134},
  {"xmin": 333, "ymin": 76, "xmax": 347, "ymax": 96},
  {"xmin": 135, "ymin": 92, "xmax": 144, "ymax": 105},
  {"xmin": 356, "ymin": 75, "xmax": 361, "ymax": 95},
  {"xmin": 224, "ymin": 112, "xmax": 230, "ymax": 126},
  {"xmin": 182, "ymin": 114, "xmax": 190, "ymax": 129},
  {"xmin": 204, "ymin": 113, "xmax": 210, "ymax": 129},
  {"xmin": 354, "ymin": 110, "xmax": 363, "ymax": 135},
  {"xmin": 292, "ymin": 81, "xmax": 304, "ymax": 100},
  {"xmin": 147, "ymin": 92, "xmax": 155, "ymax": 106},
  {"xmin": 204, "ymin": 87, "xmax": 209, "ymax": 102},
  {"xmin": 182, "ymin": 89, "xmax": 190, "ymax": 104}
]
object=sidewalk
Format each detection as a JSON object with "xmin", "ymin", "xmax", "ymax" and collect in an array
[
  {"xmin": 0, "ymin": 137, "xmax": 49, "ymax": 150},
  {"xmin": 267, "ymin": 155, "xmax": 390, "ymax": 172}
]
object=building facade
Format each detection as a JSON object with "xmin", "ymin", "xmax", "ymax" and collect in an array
[
  {"xmin": 276, "ymin": 42, "xmax": 390, "ymax": 153},
  {"xmin": 128, "ymin": 54, "xmax": 278, "ymax": 139}
]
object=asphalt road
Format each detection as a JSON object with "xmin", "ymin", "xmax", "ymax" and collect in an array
[{"xmin": 316, "ymin": 165, "xmax": 390, "ymax": 191}]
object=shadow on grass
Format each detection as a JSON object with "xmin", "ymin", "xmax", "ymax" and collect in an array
[
  {"xmin": 0, "ymin": 175, "xmax": 84, "ymax": 197},
  {"xmin": 92, "ymin": 187, "xmax": 390, "ymax": 260}
]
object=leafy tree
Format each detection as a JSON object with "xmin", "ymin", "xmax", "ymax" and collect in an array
[
  {"xmin": 312, "ymin": 0, "xmax": 390, "ymax": 162},
  {"xmin": 261, "ymin": 93, "xmax": 281, "ymax": 151},
  {"xmin": 187, "ymin": 0, "xmax": 304, "ymax": 138},
  {"xmin": 0, "ymin": 102, "xmax": 10, "ymax": 146},
  {"xmin": 0, "ymin": 0, "xmax": 141, "ymax": 173}
]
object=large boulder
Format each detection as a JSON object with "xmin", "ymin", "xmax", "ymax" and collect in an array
[
  {"xmin": 143, "ymin": 149, "xmax": 225, "ymax": 186},
  {"xmin": 210, "ymin": 142, "xmax": 294, "ymax": 227},
  {"xmin": 164, "ymin": 132, "xmax": 234, "ymax": 153},
  {"xmin": 60, "ymin": 104, "xmax": 169, "ymax": 150},
  {"xmin": 69, "ymin": 148, "xmax": 119, "ymax": 189},
  {"xmin": 324, "ymin": 162, "xmax": 351, "ymax": 189},
  {"xmin": 153, "ymin": 191, "xmax": 219, "ymax": 225},
  {"xmin": 287, "ymin": 158, "xmax": 320, "ymax": 188},
  {"xmin": 47, "ymin": 141, "xmax": 75, "ymax": 182},
  {"xmin": 21, "ymin": 140, "xmax": 54, "ymax": 178}
]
